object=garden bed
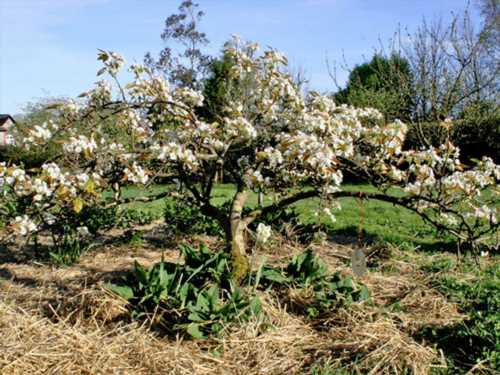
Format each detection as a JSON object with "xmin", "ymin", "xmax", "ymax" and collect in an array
[{"xmin": 1, "ymin": 224, "xmax": 489, "ymax": 375}]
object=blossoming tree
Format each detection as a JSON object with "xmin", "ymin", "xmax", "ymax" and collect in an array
[{"xmin": 1, "ymin": 38, "xmax": 498, "ymax": 281}]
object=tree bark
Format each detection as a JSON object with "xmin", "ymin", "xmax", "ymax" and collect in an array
[{"xmin": 228, "ymin": 190, "xmax": 250, "ymax": 283}]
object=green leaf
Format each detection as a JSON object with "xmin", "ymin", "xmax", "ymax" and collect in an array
[
  {"xmin": 106, "ymin": 283, "xmax": 134, "ymax": 300},
  {"xmin": 249, "ymin": 297, "xmax": 262, "ymax": 315},
  {"xmin": 210, "ymin": 322, "xmax": 224, "ymax": 334},
  {"xmin": 340, "ymin": 277, "xmax": 354, "ymax": 289},
  {"xmin": 159, "ymin": 261, "xmax": 165, "ymax": 285},
  {"xmin": 195, "ymin": 292, "xmax": 210, "ymax": 312},
  {"xmin": 186, "ymin": 323, "xmax": 206, "ymax": 339},
  {"xmin": 253, "ymin": 260, "xmax": 265, "ymax": 289},
  {"xmin": 134, "ymin": 261, "xmax": 149, "ymax": 286},
  {"xmin": 187, "ymin": 311, "xmax": 205, "ymax": 322},
  {"xmin": 359, "ymin": 285, "xmax": 370, "ymax": 301},
  {"xmin": 179, "ymin": 282, "xmax": 190, "ymax": 308},
  {"xmin": 262, "ymin": 268, "xmax": 289, "ymax": 284},
  {"xmin": 206, "ymin": 285, "xmax": 220, "ymax": 308}
]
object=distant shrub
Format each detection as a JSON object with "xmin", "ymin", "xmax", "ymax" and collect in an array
[
  {"xmin": 0, "ymin": 145, "xmax": 60, "ymax": 169},
  {"xmin": 164, "ymin": 197, "xmax": 224, "ymax": 236},
  {"xmin": 118, "ymin": 208, "xmax": 159, "ymax": 228},
  {"xmin": 79, "ymin": 206, "xmax": 119, "ymax": 234},
  {"xmin": 404, "ymin": 107, "xmax": 500, "ymax": 163}
]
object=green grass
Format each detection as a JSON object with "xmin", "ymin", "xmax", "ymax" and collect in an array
[
  {"xmin": 418, "ymin": 256, "xmax": 500, "ymax": 373},
  {"xmin": 118, "ymin": 183, "xmax": 451, "ymax": 251},
  {"xmin": 291, "ymin": 184, "xmax": 449, "ymax": 251},
  {"xmin": 116, "ymin": 184, "xmax": 171, "ymax": 214}
]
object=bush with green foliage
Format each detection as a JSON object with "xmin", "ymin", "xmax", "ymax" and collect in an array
[
  {"xmin": 0, "ymin": 145, "xmax": 60, "ymax": 169},
  {"xmin": 107, "ymin": 244, "xmax": 261, "ymax": 338},
  {"xmin": 77, "ymin": 206, "xmax": 119, "ymax": 234},
  {"xmin": 258, "ymin": 249, "xmax": 370, "ymax": 318},
  {"xmin": 454, "ymin": 101, "xmax": 500, "ymax": 163},
  {"xmin": 164, "ymin": 197, "xmax": 224, "ymax": 236},
  {"xmin": 334, "ymin": 54, "xmax": 414, "ymax": 123},
  {"xmin": 118, "ymin": 208, "xmax": 160, "ymax": 228},
  {"xmin": 107, "ymin": 246, "xmax": 370, "ymax": 338},
  {"xmin": 404, "ymin": 102, "xmax": 500, "ymax": 163}
]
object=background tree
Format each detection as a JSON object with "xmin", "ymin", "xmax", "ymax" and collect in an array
[
  {"xmin": 478, "ymin": 0, "xmax": 500, "ymax": 52},
  {"xmin": 333, "ymin": 54, "xmax": 414, "ymax": 122},
  {"xmin": 333, "ymin": 4, "xmax": 499, "ymax": 162},
  {"xmin": 144, "ymin": 0, "xmax": 212, "ymax": 89},
  {"xmin": 198, "ymin": 55, "xmax": 235, "ymax": 123},
  {"xmin": 402, "ymin": 5, "xmax": 499, "ymax": 160},
  {"xmin": 404, "ymin": 12, "xmax": 498, "ymax": 124},
  {"xmin": 1, "ymin": 98, "xmax": 67, "ymax": 168}
]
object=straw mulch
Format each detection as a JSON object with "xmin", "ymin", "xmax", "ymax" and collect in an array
[{"xmin": 0, "ymin": 236, "xmax": 465, "ymax": 374}]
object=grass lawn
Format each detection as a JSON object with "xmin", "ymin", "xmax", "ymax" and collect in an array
[{"xmin": 121, "ymin": 183, "xmax": 450, "ymax": 251}]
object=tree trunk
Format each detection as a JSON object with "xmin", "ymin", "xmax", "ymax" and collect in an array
[
  {"xmin": 229, "ymin": 220, "xmax": 249, "ymax": 283},
  {"xmin": 228, "ymin": 190, "xmax": 250, "ymax": 283}
]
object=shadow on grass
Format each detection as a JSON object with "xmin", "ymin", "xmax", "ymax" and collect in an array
[
  {"xmin": 326, "ymin": 225, "xmax": 457, "ymax": 253},
  {"xmin": 415, "ymin": 321, "xmax": 497, "ymax": 374},
  {"xmin": 0, "ymin": 242, "xmax": 49, "ymax": 264}
]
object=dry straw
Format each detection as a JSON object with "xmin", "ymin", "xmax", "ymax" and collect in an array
[{"xmin": 0, "ymin": 237, "xmax": 465, "ymax": 374}]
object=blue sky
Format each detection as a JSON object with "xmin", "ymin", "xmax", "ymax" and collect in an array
[{"xmin": 0, "ymin": 0, "xmax": 478, "ymax": 114}]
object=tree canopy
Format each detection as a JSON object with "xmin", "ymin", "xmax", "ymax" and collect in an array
[{"xmin": 1, "ymin": 38, "xmax": 498, "ymax": 282}]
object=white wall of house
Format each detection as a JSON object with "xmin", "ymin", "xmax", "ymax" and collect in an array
[{"xmin": 0, "ymin": 119, "xmax": 14, "ymax": 146}]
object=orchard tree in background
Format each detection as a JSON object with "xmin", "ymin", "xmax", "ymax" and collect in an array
[
  {"xmin": 404, "ymin": 11, "xmax": 498, "ymax": 124},
  {"xmin": 401, "ymin": 4, "xmax": 499, "ymax": 158},
  {"xmin": 1, "ymin": 38, "xmax": 498, "ymax": 282},
  {"xmin": 199, "ymin": 54, "xmax": 235, "ymax": 123},
  {"xmin": 144, "ymin": 0, "xmax": 212, "ymax": 89},
  {"xmin": 334, "ymin": 5, "xmax": 499, "ymax": 124}
]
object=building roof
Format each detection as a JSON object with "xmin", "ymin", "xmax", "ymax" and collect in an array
[{"xmin": 0, "ymin": 115, "xmax": 16, "ymax": 127}]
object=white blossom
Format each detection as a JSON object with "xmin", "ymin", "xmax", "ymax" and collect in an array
[
  {"xmin": 123, "ymin": 163, "xmax": 149, "ymax": 185},
  {"xmin": 63, "ymin": 135, "xmax": 97, "ymax": 155},
  {"xmin": 256, "ymin": 223, "xmax": 272, "ymax": 244},
  {"xmin": 12, "ymin": 215, "xmax": 38, "ymax": 235}
]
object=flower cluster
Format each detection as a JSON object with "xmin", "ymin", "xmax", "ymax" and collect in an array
[
  {"xmin": 12, "ymin": 215, "xmax": 38, "ymax": 236},
  {"xmin": 256, "ymin": 223, "xmax": 272, "ymax": 244},
  {"xmin": 22, "ymin": 120, "xmax": 59, "ymax": 149},
  {"xmin": 123, "ymin": 162, "xmax": 149, "ymax": 185},
  {"xmin": 0, "ymin": 161, "xmax": 101, "ymax": 235},
  {"xmin": 63, "ymin": 135, "xmax": 97, "ymax": 156}
]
